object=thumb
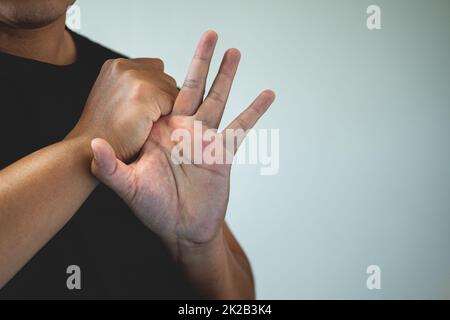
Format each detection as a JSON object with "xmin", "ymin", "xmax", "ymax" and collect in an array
[{"xmin": 90, "ymin": 138, "xmax": 134, "ymax": 200}]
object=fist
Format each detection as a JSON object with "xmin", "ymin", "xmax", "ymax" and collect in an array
[{"xmin": 68, "ymin": 58, "xmax": 178, "ymax": 161}]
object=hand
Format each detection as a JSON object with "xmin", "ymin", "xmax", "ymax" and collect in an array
[
  {"xmin": 68, "ymin": 57, "xmax": 178, "ymax": 161},
  {"xmin": 90, "ymin": 31, "xmax": 275, "ymax": 257}
]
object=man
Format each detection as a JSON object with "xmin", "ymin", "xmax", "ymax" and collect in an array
[{"xmin": 0, "ymin": 0, "xmax": 275, "ymax": 299}]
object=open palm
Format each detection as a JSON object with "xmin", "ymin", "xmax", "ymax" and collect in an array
[{"xmin": 91, "ymin": 31, "xmax": 275, "ymax": 250}]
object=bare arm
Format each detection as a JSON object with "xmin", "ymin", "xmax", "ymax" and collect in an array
[
  {"xmin": 0, "ymin": 137, "xmax": 95, "ymax": 288},
  {"xmin": 175, "ymin": 223, "xmax": 255, "ymax": 299},
  {"xmin": 0, "ymin": 57, "xmax": 177, "ymax": 288}
]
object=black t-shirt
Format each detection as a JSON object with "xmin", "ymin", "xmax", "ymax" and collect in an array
[{"xmin": 0, "ymin": 30, "xmax": 197, "ymax": 299}]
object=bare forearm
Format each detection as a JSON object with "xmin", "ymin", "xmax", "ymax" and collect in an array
[
  {"xmin": 174, "ymin": 225, "xmax": 255, "ymax": 300},
  {"xmin": 0, "ymin": 136, "xmax": 97, "ymax": 288}
]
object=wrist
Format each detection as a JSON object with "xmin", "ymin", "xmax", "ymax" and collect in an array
[
  {"xmin": 67, "ymin": 124, "xmax": 130, "ymax": 162},
  {"xmin": 63, "ymin": 134, "xmax": 93, "ymax": 158},
  {"xmin": 174, "ymin": 230, "xmax": 228, "ymax": 264},
  {"xmin": 65, "ymin": 123, "xmax": 96, "ymax": 145},
  {"xmin": 62, "ymin": 134, "xmax": 99, "ymax": 185},
  {"xmin": 168, "ymin": 226, "xmax": 253, "ymax": 299},
  {"xmin": 165, "ymin": 225, "xmax": 229, "ymax": 264}
]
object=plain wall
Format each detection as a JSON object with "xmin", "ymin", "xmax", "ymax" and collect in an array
[{"xmin": 73, "ymin": 0, "xmax": 450, "ymax": 299}]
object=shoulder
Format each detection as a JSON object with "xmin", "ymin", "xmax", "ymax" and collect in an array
[{"xmin": 68, "ymin": 29, "xmax": 128, "ymax": 66}]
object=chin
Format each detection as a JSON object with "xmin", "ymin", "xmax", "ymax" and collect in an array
[{"xmin": 0, "ymin": 0, "xmax": 75, "ymax": 28}]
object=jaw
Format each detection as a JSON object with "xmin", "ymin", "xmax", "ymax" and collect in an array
[{"xmin": 0, "ymin": 0, "xmax": 74, "ymax": 29}]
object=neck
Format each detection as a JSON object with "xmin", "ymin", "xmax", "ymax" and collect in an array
[{"xmin": 0, "ymin": 15, "xmax": 76, "ymax": 65}]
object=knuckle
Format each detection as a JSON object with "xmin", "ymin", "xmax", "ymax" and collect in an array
[
  {"xmin": 122, "ymin": 69, "xmax": 141, "ymax": 83},
  {"xmin": 235, "ymin": 117, "xmax": 250, "ymax": 130},
  {"xmin": 207, "ymin": 89, "xmax": 226, "ymax": 104},
  {"xmin": 156, "ymin": 91, "xmax": 175, "ymax": 116},
  {"xmin": 218, "ymin": 69, "xmax": 233, "ymax": 81},
  {"xmin": 136, "ymin": 58, "xmax": 164, "ymax": 71},
  {"xmin": 152, "ymin": 58, "xmax": 165, "ymax": 70},
  {"xmin": 194, "ymin": 53, "xmax": 209, "ymax": 62},
  {"xmin": 110, "ymin": 58, "xmax": 129, "ymax": 73},
  {"xmin": 165, "ymin": 74, "xmax": 178, "ymax": 87},
  {"xmin": 101, "ymin": 59, "xmax": 116, "ymax": 74},
  {"xmin": 183, "ymin": 77, "xmax": 201, "ymax": 90},
  {"xmin": 102, "ymin": 59, "xmax": 114, "ymax": 68}
]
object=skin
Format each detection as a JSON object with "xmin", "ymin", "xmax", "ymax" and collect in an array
[
  {"xmin": 0, "ymin": 1, "xmax": 275, "ymax": 299},
  {"xmin": 0, "ymin": 0, "xmax": 77, "ymax": 65},
  {"xmin": 0, "ymin": 0, "xmax": 177, "ymax": 288},
  {"xmin": 91, "ymin": 32, "xmax": 276, "ymax": 299}
]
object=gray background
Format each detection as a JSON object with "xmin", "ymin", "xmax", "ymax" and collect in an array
[{"xmin": 73, "ymin": 0, "xmax": 450, "ymax": 299}]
